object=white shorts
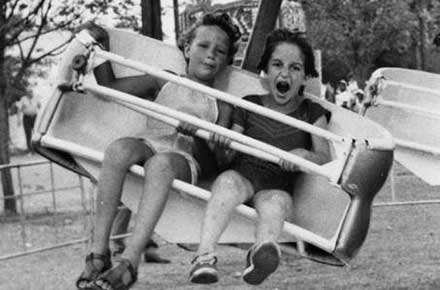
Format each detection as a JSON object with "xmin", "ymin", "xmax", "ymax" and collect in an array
[{"xmin": 139, "ymin": 138, "xmax": 199, "ymax": 184}]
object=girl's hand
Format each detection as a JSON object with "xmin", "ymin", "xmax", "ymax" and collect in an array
[
  {"xmin": 209, "ymin": 132, "xmax": 232, "ymax": 149},
  {"xmin": 176, "ymin": 121, "xmax": 198, "ymax": 136},
  {"xmin": 278, "ymin": 159, "xmax": 299, "ymax": 172},
  {"xmin": 279, "ymin": 148, "xmax": 308, "ymax": 172}
]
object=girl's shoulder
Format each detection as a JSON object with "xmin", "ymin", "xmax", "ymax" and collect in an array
[
  {"xmin": 242, "ymin": 94, "xmax": 265, "ymax": 105},
  {"xmin": 301, "ymin": 98, "xmax": 331, "ymax": 122}
]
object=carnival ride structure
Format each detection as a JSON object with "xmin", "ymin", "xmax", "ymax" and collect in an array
[
  {"xmin": 364, "ymin": 68, "xmax": 440, "ymax": 186},
  {"xmin": 32, "ymin": 26, "xmax": 394, "ymax": 266}
]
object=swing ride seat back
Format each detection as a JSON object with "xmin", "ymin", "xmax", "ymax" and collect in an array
[
  {"xmin": 33, "ymin": 28, "xmax": 394, "ymax": 265},
  {"xmin": 364, "ymin": 67, "xmax": 440, "ymax": 186}
]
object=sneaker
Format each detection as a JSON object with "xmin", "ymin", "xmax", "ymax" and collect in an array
[
  {"xmin": 189, "ymin": 253, "xmax": 219, "ymax": 284},
  {"xmin": 111, "ymin": 241, "xmax": 125, "ymax": 257},
  {"xmin": 242, "ymin": 241, "xmax": 281, "ymax": 285}
]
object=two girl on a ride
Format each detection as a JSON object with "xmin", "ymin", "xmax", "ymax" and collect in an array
[{"xmin": 75, "ymin": 12, "xmax": 329, "ymax": 290}]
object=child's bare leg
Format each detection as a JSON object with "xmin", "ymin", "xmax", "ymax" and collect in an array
[
  {"xmin": 253, "ymin": 190, "xmax": 294, "ymax": 243},
  {"xmin": 121, "ymin": 152, "xmax": 191, "ymax": 267},
  {"xmin": 197, "ymin": 170, "xmax": 253, "ymax": 255},
  {"xmin": 77, "ymin": 138, "xmax": 152, "ymax": 289},
  {"xmin": 92, "ymin": 138, "xmax": 153, "ymax": 255},
  {"xmin": 242, "ymin": 190, "xmax": 294, "ymax": 285},
  {"xmin": 189, "ymin": 170, "xmax": 253, "ymax": 284}
]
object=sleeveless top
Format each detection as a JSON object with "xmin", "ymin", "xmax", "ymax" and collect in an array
[
  {"xmin": 138, "ymin": 81, "xmax": 219, "ymax": 157},
  {"xmin": 232, "ymin": 94, "xmax": 330, "ymax": 192}
]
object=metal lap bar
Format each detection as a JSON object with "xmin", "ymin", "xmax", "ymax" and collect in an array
[
  {"xmin": 394, "ymin": 138, "xmax": 440, "ymax": 156},
  {"xmin": 81, "ymin": 81, "xmax": 343, "ymax": 182},
  {"xmin": 113, "ymin": 97, "xmax": 280, "ymax": 164},
  {"xmin": 39, "ymin": 135, "xmax": 337, "ymax": 253},
  {"xmin": 92, "ymin": 48, "xmax": 347, "ymax": 145}
]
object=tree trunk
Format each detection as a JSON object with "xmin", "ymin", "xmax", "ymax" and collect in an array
[
  {"xmin": 417, "ymin": 9, "xmax": 426, "ymax": 70},
  {"xmin": 173, "ymin": 0, "xmax": 180, "ymax": 42},
  {"xmin": 141, "ymin": 0, "xmax": 163, "ymax": 40},
  {"xmin": 240, "ymin": 0, "xmax": 282, "ymax": 73},
  {"xmin": 0, "ymin": 0, "xmax": 16, "ymax": 214}
]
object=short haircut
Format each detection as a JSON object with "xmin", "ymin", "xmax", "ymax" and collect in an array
[
  {"xmin": 257, "ymin": 28, "xmax": 318, "ymax": 78},
  {"xmin": 177, "ymin": 12, "xmax": 242, "ymax": 65}
]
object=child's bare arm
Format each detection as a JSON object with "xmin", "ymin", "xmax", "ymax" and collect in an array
[
  {"xmin": 280, "ymin": 116, "xmax": 331, "ymax": 172},
  {"xmin": 216, "ymin": 100, "xmax": 233, "ymax": 128},
  {"xmin": 81, "ymin": 22, "xmax": 164, "ymax": 100},
  {"xmin": 93, "ymin": 63, "xmax": 164, "ymax": 100}
]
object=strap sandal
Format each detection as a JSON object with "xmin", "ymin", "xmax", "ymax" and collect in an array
[
  {"xmin": 76, "ymin": 249, "xmax": 112, "ymax": 290},
  {"xmin": 93, "ymin": 258, "xmax": 138, "ymax": 290}
]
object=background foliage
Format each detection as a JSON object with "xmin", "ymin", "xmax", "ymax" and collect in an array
[{"xmin": 302, "ymin": 0, "xmax": 440, "ymax": 87}]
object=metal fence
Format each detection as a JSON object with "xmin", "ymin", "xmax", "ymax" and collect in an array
[{"xmin": 0, "ymin": 159, "xmax": 93, "ymax": 261}]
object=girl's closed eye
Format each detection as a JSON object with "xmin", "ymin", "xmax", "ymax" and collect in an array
[
  {"xmin": 216, "ymin": 47, "xmax": 227, "ymax": 55},
  {"xmin": 271, "ymin": 61, "xmax": 282, "ymax": 68},
  {"xmin": 291, "ymin": 64, "xmax": 303, "ymax": 72}
]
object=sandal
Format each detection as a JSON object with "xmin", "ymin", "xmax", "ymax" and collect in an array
[
  {"xmin": 76, "ymin": 250, "xmax": 112, "ymax": 290},
  {"xmin": 93, "ymin": 258, "xmax": 138, "ymax": 290}
]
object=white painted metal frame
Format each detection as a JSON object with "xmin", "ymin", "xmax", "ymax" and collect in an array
[
  {"xmin": 367, "ymin": 75, "xmax": 440, "ymax": 206},
  {"xmin": 39, "ymin": 135, "xmax": 338, "ymax": 252},
  {"xmin": 81, "ymin": 81, "xmax": 341, "ymax": 182}
]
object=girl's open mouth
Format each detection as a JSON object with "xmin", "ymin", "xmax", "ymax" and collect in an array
[{"xmin": 276, "ymin": 81, "xmax": 291, "ymax": 94}]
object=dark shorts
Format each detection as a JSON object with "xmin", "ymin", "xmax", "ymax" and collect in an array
[{"xmin": 232, "ymin": 155, "xmax": 297, "ymax": 193}]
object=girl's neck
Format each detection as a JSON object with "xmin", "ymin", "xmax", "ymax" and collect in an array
[
  {"xmin": 186, "ymin": 74, "xmax": 214, "ymax": 87},
  {"xmin": 262, "ymin": 94, "xmax": 303, "ymax": 114}
]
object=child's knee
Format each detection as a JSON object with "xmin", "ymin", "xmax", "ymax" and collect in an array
[
  {"xmin": 144, "ymin": 153, "xmax": 190, "ymax": 180},
  {"xmin": 255, "ymin": 191, "xmax": 293, "ymax": 213},
  {"xmin": 212, "ymin": 170, "xmax": 251, "ymax": 198},
  {"xmin": 104, "ymin": 138, "xmax": 145, "ymax": 167}
]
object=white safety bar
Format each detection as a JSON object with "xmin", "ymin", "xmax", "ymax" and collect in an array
[
  {"xmin": 92, "ymin": 48, "xmax": 347, "ymax": 145},
  {"xmin": 39, "ymin": 135, "xmax": 337, "ymax": 253},
  {"xmin": 81, "ymin": 82, "xmax": 343, "ymax": 182},
  {"xmin": 112, "ymin": 95, "xmax": 279, "ymax": 164}
]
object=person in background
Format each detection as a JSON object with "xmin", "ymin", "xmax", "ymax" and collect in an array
[
  {"xmin": 346, "ymin": 72, "xmax": 359, "ymax": 93},
  {"xmin": 352, "ymin": 88, "xmax": 366, "ymax": 113},
  {"xmin": 16, "ymin": 94, "xmax": 41, "ymax": 152},
  {"xmin": 323, "ymin": 82, "xmax": 335, "ymax": 104},
  {"xmin": 335, "ymin": 80, "xmax": 356, "ymax": 110}
]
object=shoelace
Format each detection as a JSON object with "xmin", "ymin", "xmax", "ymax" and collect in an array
[{"xmin": 191, "ymin": 252, "xmax": 218, "ymax": 265}]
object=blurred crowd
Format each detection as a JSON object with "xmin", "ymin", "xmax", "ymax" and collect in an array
[{"xmin": 321, "ymin": 72, "xmax": 366, "ymax": 113}]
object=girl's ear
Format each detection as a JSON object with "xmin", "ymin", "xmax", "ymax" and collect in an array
[
  {"xmin": 259, "ymin": 71, "xmax": 270, "ymax": 91},
  {"xmin": 183, "ymin": 42, "xmax": 191, "ymax": 60}
]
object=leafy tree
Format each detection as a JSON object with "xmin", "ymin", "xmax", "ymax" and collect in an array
[
  {"xmin": 0, "ymin": 0, "xmax": 171, "ymax": 214},
  {"xmin": 0, "ymin": 0, "xmax": 138, "ymax": 214},
  {"xmin": 302, "ymin": 0, "xmax": 440, "ymax": 86}
]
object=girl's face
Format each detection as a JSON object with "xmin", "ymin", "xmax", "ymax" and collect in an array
[
  {"xmin": 184, "ymin": 25, "xmax": 230, "ymax": 86},
  {"xmin": 265, "ymin": 42, "xmax": 306, "ymax": 106}
]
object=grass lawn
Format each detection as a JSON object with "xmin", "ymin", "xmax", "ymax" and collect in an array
[{"xmin": 1, "ymin": 157, "xmax": 440, "ymax": 290}]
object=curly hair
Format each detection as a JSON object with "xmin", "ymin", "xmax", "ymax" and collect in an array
[
  {"xmin": 257, "ymin": 28, "xmax": 318, "ymax": 79},
  {"xmin": 177, "ymin": 12, "xmax": 242, "ymax": 65}
]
